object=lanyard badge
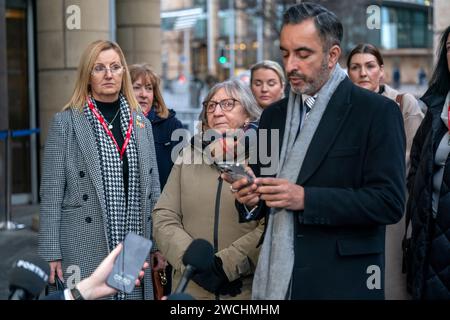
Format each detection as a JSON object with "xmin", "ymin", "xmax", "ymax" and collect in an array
[{"xmin": 87, "ymin": 98, "xmax": 133, "ymax": 159}]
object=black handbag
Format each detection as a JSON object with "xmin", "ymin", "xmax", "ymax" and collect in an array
[{"xmin": 44, "ymin": 277, "xmax": 65, "ymax": 296}]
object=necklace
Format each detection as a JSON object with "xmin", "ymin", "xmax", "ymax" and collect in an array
[{"xmin": 105, "ymin": 108, "xmax": 121, "ymax": 130}]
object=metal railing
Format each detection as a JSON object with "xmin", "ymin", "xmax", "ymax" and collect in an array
[{"xmin": 0, "ymin": 128, "xmax": 40, "ymax": 231}]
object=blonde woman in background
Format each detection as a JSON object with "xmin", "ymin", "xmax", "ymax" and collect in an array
[{"xmin": 250, "ymin": 60, "xmax": 286, "ymax": 109}]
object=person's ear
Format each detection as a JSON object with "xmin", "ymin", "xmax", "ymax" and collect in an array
[
  {"xmin": 328, "ymin": 45, "xmax": 341, "ymax": 69},
  {"xmin": 380, "ymin": 64, "xmax": 385, "ymax": 83}
]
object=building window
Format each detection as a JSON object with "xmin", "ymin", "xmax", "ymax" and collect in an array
[{"xmin": 381, "ymin": 5, "xmax": 432, "ymax": 49}]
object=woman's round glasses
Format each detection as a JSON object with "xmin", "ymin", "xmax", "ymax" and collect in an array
[{"xmin": 203, "ymin": 98, "xmax": 239, "ymax": 113}]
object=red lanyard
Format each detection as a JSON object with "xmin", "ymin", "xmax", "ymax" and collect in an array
[{"xmin": 87, "ymin": 98, "xmax": 133, "ymax": 160}]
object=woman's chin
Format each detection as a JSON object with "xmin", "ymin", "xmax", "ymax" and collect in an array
[
  {"xmin": 357, "ymin": 83, "xmax": 375, "ymax": 92},
  {"xmin": 209, "ymin": 123, "xmax": 248, "ymax": 135},
  {"xmin": 211, "ymin": 126, "xmax": 229, "ymax": 134},
  {"xmin": 140, "ymin": 104, "xmax": 150, "ymax": 113}
]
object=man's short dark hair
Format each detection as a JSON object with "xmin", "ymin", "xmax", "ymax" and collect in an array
[{"xmin": 282, "ymin": 2, "xmax": 343, "ymax": 51}]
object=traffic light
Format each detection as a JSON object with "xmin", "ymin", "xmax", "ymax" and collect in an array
[{"xmin": 218, "ymin": 48, "xmax": 228, "ymax": 64}]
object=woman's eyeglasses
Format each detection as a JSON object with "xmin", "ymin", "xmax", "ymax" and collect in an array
[
  {"xmin": 203, "ymin": 98, "xmax": 239, "ymax": 113},
  {"xmin": 91, "ymin": 64, "xmax": 124, "ymax": 76}
]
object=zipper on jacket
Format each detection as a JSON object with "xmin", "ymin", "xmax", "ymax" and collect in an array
[{"xmin": 213, "ymin": 175, "xmax": 223, "ymax": 300}]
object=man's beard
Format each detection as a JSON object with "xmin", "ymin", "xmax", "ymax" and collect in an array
[{"xmin": 289, "ymin": 57, "xmax": 330, "ymax": 95}]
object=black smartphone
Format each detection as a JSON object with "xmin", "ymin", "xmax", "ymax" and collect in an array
[
  {"xmin": 216, "ymin": 162, "xmax": 254, "ymax": 184},
  {"xmin": 106, "ymin": 232, "xmax": 153, "ymax": 294}
]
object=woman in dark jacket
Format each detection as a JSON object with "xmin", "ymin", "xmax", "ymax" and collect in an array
[
  {"xmin": 129, "ymin": 64, "xmax": 183, "ymax": 297},
  {"xmin": 406, "ymin": 25, "xmax": 450, "ymax": 299},
  {"xmin": 129, "ymin": 64, "xmax": 184, "ymax": 189}
]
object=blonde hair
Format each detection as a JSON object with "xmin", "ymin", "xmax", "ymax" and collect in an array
[
  {"xmin": 250, "ymin": 60, "xmax": 286, "ymax": 88},
  {"xmin": 129, "ymin": 64, "xmax": 169, "ymax": 119},
  {"xmin": 63, "ymin": 40, "xmax": 139, "ymax": 111}
]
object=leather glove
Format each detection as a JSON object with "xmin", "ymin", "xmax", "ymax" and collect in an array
[
  {"xmin": 192, "ymin": 256, "xmax": 242, "ymax": 296},
  {"xmin": 217, "ymin": 278, "xmax": 242, "ymax": 297}
]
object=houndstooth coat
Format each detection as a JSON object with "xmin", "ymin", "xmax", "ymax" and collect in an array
[{"xmin": 38, "ymin": 107, "xmax": 161, "ymax": 300}]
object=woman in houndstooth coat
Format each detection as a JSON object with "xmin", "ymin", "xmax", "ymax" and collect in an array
[{"xmin": 38, "ymin": 40, "xmax": 162, "ymax": 300}]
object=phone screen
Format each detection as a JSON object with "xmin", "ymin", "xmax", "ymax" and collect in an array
[{"xmin": 106, "ymin": 232, "xmax": 153, "ymax": 294}]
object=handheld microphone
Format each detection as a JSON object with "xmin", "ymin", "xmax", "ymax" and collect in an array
[
  {"xmin": 174, "ymin": 239, "xmax": 214, "ymax": 294},
  {"xmin": 8, "ymin": 254, "xmax": 50, "ymax": 300}
]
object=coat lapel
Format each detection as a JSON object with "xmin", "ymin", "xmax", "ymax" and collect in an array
[
  {"xmin": 297, "ymin": 78, "xmax": 354, "ymax": 185},
  {"xmin": 71, "ymin": 108, "xmax": 107, "ymax": 216},
  {"xmin": 133, "ymin": 112, "xmax": 151, "ymax": 213},
  {"xmin": 275, "ymin": 100, "xmax": 288, "ymax": 155}
]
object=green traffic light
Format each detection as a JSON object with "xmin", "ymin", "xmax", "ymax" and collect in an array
[{"xmin": 219, "ymin": 56, "xmax": 227, "ymax": 64}]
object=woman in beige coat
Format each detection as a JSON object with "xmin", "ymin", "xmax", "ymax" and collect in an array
[
  {"xmin": 347, "ymin": 43, "xmax": 424, "ymax": 300},
  {"xmin": 153, "ymin": 79, "xmax": 263, "ymax": 300}
]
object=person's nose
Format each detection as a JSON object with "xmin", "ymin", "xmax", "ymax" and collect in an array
[
  {"xmin": 261, "ymin": 83, "xmax": 268, "ymax": 92},
  {"xmin": 284, "ymin": 54, "xmax": 297, "ymax": 75},
  {"xmin": 138, "ymin": 88, "xmax": 147, "ymax": 98},
  {"xmin": 104, "ymin": 68, "xmax": 113, "ymax": 79},
  {"xmin": 212, "ymin": 103, "xmax": 224, "ymax": 116},
  {"xmin": 360, "ymin": 66, "xmax": 368, "ymax": 78}
]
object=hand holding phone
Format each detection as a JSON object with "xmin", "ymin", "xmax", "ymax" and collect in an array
[
  {"xmin": 106, "ymin": 232, "xmax": 153, "ymax": 294},
  {"xmin": 216, "ymin": 163, "xmax": 254, "ymax": 184}
]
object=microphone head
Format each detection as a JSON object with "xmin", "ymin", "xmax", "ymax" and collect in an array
[
  {"xmin": 182, "ymin": 239, "xmax": 214, "ymax": 272},
  {"xmin": 166, "ymin": 293, "xmax": 196, "ymax": 300},
  {"xmin": 9, "ymin": 254, "xmax": 50, "ymax": 298}
]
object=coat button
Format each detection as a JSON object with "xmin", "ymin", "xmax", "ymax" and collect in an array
[
  {"xmin": 79, "ymin": 171, "xmax": 85, "ymax": 178},
  {"xmin": 82, "ymin": 194, "xmax": 89, "ymax": 201},
  {"xmin": 85, "ymin": 217, "xmax": 92, "ymax": 223}
]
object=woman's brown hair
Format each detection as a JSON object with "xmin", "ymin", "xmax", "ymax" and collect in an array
[
  {"xmin": 347, "ymin": 43, "xmax": 384, "ymax": 69},
  {"xmin": 129, "ymin": 64, "xmax": 169, "ymax": 119}
]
